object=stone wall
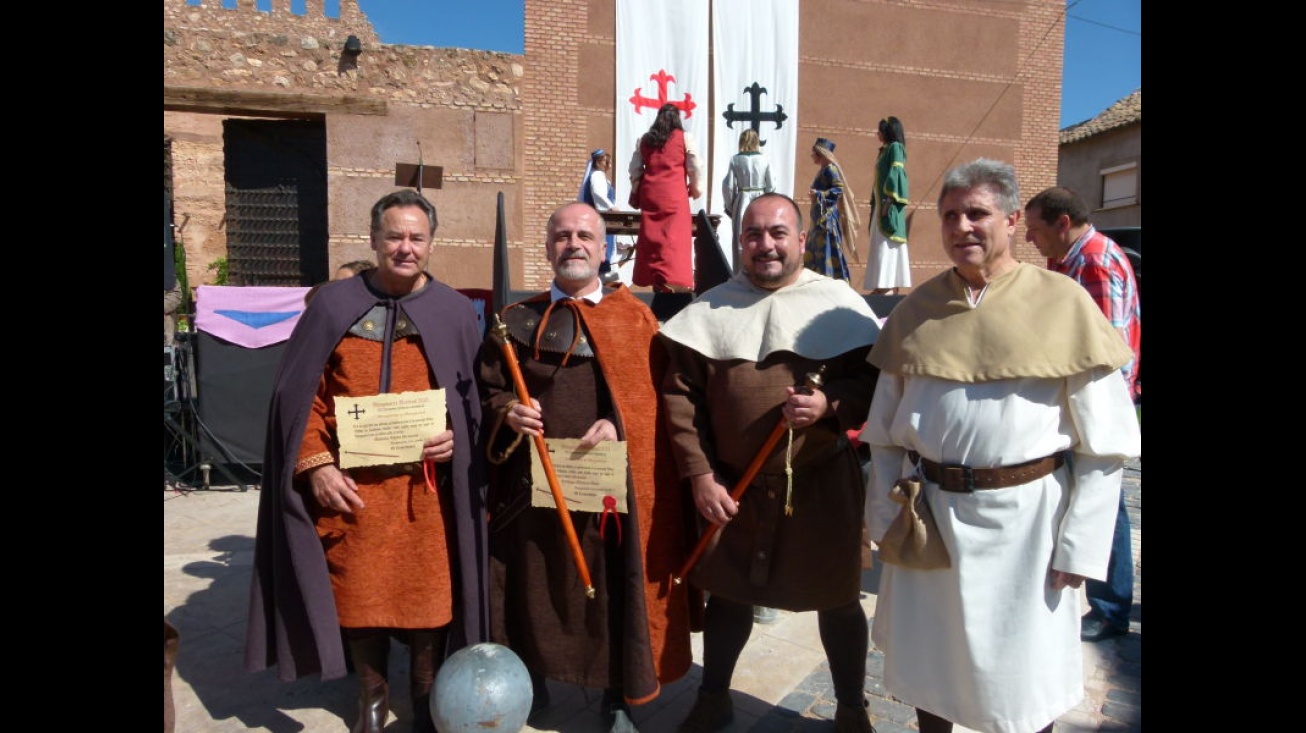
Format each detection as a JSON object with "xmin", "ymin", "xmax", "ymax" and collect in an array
[
  {"xmin": 164, "ymin": 0, "xmax": 524, "ymax": 291},
  {"xmin": 1057, "ymin": 123, "xmax": 1142, "ymax": 230}
]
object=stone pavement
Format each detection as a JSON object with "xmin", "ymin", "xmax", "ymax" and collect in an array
[{"xmin": 163, "ymin": 459, "xmax": 1140, "ymax": 733}]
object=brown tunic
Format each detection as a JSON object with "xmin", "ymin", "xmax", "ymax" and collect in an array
[
  {"xmin": 661, "ymin": 341, "xmax": 877, "ymax": 609},
  {"xmin": 477, "ymin": 286, "xmax": 695, "ymax": 704},
  {"xmin": 298, "ymin": 334, "xmax": 455, "ymax": 629}
]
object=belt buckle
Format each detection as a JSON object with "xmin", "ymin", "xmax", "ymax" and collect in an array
[{"xmin": 940, "ymin": 463, "xmax": 975, "ymax": 493}]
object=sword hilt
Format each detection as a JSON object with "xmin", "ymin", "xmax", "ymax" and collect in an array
[{"xmin": 797, "ymin": 365, "xmax": 825, "ymax": 396}]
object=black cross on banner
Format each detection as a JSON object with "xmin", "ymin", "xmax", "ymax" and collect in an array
[{"xmin": 722, "ymin": 82, "xmax": 788, "ymax": 146}]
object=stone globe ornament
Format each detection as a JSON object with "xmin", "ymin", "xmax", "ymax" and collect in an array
[{"xmin": 431, "ymin": 642, "xmax": 533, "ymax": 732}]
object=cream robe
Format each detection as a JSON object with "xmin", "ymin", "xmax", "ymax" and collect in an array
[
  {"xmin": 862, "ymin": 263, "xmax": 1139, "ymax": 731},
  {"xmin": 862, "ymin": 369, "xmax": 1139, "ymax": 733}
]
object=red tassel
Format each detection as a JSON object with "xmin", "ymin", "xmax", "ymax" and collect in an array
[
  {"xmin": 598, "ymin": 495, "xmax": 622, "ymax": 544},
  {"xmin": 423, "ymin": 459, "xmax": 437, "ymax": 494}
]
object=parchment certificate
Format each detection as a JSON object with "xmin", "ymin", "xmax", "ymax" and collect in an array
[
  {"xmin": 529, "ymin": 439, "xmax": 629, "ymax": 513},
  {"xmin": 336, "ymin": 389, "xmax": 446, "ymax": 469}
]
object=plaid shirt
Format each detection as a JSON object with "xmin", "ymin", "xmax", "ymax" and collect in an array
[{"xmin": 1050, "ymin": 227, "xmax": 1141, "ymax": 401}]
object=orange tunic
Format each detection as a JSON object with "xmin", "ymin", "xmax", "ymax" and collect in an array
[{"xmin": 296, "ymin": 334, "xmax": 454, "ymax": 629}]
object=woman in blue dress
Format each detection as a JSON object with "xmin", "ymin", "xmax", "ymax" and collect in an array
[{"xmin": 804, "ymin": 137, "xmax": 861, "ymax": 281}]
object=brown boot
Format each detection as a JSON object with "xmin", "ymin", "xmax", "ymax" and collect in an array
[
  {"xmin": 346, "ymin": 630, "xmax": 391, "ymax": 733},
  {"xmin": 408, "ymin": 629, "xmax": 444, "ymax": 733}
]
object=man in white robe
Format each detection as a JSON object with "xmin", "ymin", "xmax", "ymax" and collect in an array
[{"xmin": 861, "ymin": 159, "xmax": 1140, "ymax": 733}]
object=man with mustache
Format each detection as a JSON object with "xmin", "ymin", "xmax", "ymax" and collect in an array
[
  {"xmin": 476, "ymin": 202, "xmax": 696, "ymax": 733},
  {"xmin": 659, "ymin": 193, "xmax": 882, "ymax": 733}
]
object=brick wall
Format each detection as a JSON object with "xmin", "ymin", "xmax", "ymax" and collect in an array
[
  {"xmin": 519, "ymin": 0, "xmax": 591, "ymax": 289},
  {"xmin": 521, "ymin": 0, "xmax": 1066, "ymax": 291},
  {"xmin": 165, "ymin": 0, "xmax": 1064, "ymax": 294}
]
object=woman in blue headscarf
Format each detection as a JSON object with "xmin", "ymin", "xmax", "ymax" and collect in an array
[
  {"xmin": 578, "ymin": 148, "xmax": 618, "ymax": 276},
  {"xmin": 804, "ymin": 137, "xmax": 861, "ymax": 281}
]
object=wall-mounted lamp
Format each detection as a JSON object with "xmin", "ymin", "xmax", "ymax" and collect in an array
[{"xmin": 343, "ymin": 35, "xmax": 362, "ymax": 56}]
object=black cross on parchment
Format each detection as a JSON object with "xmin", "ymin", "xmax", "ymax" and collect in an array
[{"xmin": 348, "ymin": 404, "xmax": 366, "ymax": 420}]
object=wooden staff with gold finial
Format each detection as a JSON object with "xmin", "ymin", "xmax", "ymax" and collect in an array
[
  {"xmin": 490, "ymin": 314, "xmax": 595, "ymax": 599},
  {"xmin": 674, "ymin": 366, "xmax": 825, "ymax": 585}
]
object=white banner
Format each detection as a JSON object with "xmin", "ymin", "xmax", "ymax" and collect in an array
[
  {"xmin": 616, "ymin": 0, "xmax": 710, "ymax": 218},
  {"xmin": 711, "ymin": 0, "xmax": 800, "ymax": 231}
]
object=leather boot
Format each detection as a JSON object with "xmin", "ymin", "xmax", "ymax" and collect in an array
[
  {"xmin": 347, "ymin": 630, "xmax": 391, "ymax": 733},
  {"xmin": 834, "ymin": 699, "xmax": 877, "ymax": 733},
  {"xmin": 408, "ymin": 630, "xmax": 442, "ymax": 733}
]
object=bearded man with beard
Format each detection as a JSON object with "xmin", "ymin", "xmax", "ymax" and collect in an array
[
  {"xmin": 660, "ymin": 193, "xmax": 883, "ymax": 733},
  {"xmin": 475, "ymin": 202, "xmax": 696, "ymax": 733}
]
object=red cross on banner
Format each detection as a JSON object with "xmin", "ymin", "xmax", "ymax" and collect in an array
[{"xmin": 629, "ymin": 70, "xmax": 697, "ymax": 117}]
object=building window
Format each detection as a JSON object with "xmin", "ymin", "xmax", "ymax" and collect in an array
[{"xmin": 1100, "ymin": 161, "xmax": 1138, "ymax": 209}]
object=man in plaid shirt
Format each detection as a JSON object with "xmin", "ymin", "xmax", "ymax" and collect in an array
[{"xmin": 1024, "ymin": 185, "xmax": 1140, "ymax": 643}]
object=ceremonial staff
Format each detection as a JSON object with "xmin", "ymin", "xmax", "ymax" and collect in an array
[
  {"xmin": 674, "ymin": 366, "xmax": 825, "ymax": 585},
  {"xmin": 490, "ymin": 314, "xmax": 596, "ymax": 599}
]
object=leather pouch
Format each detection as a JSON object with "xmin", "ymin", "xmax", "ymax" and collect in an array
[{"xmin": 878, "ymin": 478, "xmax": 951, "ymax": 570}]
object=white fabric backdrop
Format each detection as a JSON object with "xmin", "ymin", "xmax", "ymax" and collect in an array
[
  {"xmin": 710, "ymin": 0, "xmax": 800, "ymax": 270},
  {"xmin": 616, "ymin": 0, "xmax": 710, "ymax": 219}
]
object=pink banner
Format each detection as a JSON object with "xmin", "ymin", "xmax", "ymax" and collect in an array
[{"xmin": 194, "ymin": 285, "xmax": 310, "ymax": 349}]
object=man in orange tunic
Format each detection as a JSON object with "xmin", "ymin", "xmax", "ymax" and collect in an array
[
  {"xmin": 477, "ymin": 202, "xmax": 696, "ymax": 733},
  {"xmin": 246, "ymin": 190, "xmax": 489, "ymax": 733}
]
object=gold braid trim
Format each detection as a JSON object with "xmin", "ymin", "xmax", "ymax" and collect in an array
[{"xmin": 295, "ymin": 452, "xmax": 335, "ymax": 476}]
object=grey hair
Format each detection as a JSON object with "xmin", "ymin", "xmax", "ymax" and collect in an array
[
  {"xmin": 938, "ymin": 158, "xmax": 1021, "ymax": 214},
  {"xmin": 370, "ymin": 189, "xmax": 439, "ymax": 237}
]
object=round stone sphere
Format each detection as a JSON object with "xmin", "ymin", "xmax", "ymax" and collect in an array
[{"xmin": 431, "ymin": 642, "xmax": 532, "ymax": 733}]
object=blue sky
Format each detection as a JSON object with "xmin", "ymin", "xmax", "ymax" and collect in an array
[{"xmin": 351, "ymin": 0, "xmax": 1138, "ymax": 130}]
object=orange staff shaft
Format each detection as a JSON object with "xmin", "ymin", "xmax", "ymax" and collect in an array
[
  {"xmin": 673, "ymin": 418, "xmax": 787, "ymax": 585},
  {"xmin": 491, "ymin": 316, "xmax": 595, "ymax": 599},
  {"xmin": 674, "ymin": 367, "xmax": 825, "ymax": 585}
]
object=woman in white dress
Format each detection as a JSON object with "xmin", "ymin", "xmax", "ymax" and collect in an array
[
  {"xmin": 720, "ymin": 128, "xmax": 774, "ymax": 272},
  {"xmin": 863, "ymin": 116, "xmax": 911, "ymax": 295}
]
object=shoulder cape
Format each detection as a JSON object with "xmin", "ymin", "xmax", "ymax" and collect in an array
[
  {"xmin": 244, "ymin": 274, "xmax": 489, "ymax": 681},
  {"xmin": 868, "ymin": 263, "xmax": 1132, "ymax": 382},
  {"xmin": 660, "ymin": 269, "xmax": 879, "ymax": 362}
]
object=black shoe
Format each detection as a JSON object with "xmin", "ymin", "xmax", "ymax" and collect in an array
[
  {"xmin": 678, "ymin": 689, "xmax": 734, "ymax": 733},
  {"xmin": 834, "ymin": 700, "xmax": 878, "ymax": 733},
  {"xmin": 1080, "ymin": 613, "xmax": 1127, "ymax": 642},
  {"xmin": 528, "ymin": 674, "xmax": 551, "ymax": 724}
]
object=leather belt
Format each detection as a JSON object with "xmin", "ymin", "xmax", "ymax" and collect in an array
[
  {"xmin": 352, "ymin": 462, "xmax": 423, "ymax": 480},
  {"xmin": 908, "ymin": 451, "xmax": 1065, "ymax": 493}
]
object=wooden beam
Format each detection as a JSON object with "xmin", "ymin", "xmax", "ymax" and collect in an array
[{"xmin": 164, "ymin": 85, "xmax": 387, "ymax": 118}]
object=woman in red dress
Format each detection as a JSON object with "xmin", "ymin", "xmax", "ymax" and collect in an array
[{"xmin": 628, "ymin": 103, "xmax": 703, "ymax": 293}]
